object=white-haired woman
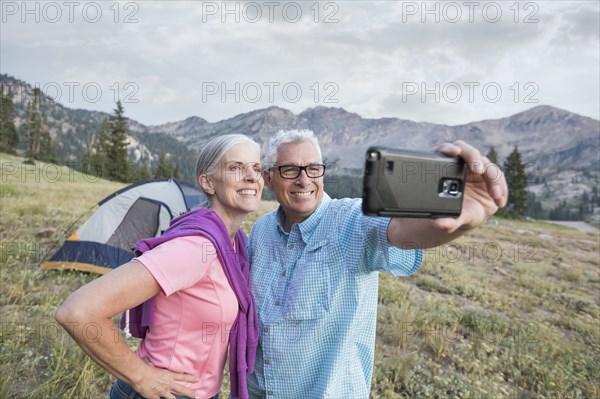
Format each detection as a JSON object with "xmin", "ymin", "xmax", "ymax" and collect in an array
[{"xmin": 56, "ymin": 134, "xmax": 263, "ymax": 399}]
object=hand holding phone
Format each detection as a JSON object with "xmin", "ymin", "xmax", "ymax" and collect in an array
[{"xmin": 362, "ymin": 147, "xmax": 467, "ymax": 218}]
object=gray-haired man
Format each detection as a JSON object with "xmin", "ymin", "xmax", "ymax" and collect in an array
[{"xmin": 247, "ymin": 129, "xmax": 507, "ymax": 398}]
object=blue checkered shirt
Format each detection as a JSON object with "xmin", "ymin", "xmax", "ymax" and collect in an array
[{"xmin": 247, "ymin": 193, "xmax": 423, "ymax": 398}]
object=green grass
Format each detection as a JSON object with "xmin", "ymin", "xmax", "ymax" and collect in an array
[
  {"xmin": 373, "ymin": 221, "xmax": 600, "ymax": 398},
  {"xmin": 1, "ymin": 154, "xmax": 125, "ymax": 398},
  {"xmin": 1, "ymin": 153, "xmax": 599, "ymax": 398}
]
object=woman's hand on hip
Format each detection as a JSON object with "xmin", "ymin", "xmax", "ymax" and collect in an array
[{"xmin": 132, "ymin": 363, "xmax": 198, "ymax": 399}]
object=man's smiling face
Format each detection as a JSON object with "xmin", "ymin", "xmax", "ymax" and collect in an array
[{"xmin": 265, "ymin": 141, "xmax": 325, "ymax": 228}]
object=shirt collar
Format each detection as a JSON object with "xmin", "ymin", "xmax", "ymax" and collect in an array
[{"xmin": 275, "ymin": 193, "xmax": 332, "ymax": 242}]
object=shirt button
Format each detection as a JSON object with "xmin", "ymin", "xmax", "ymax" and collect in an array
[
  {"xmin": 274, "ymin": 300, "xmax": 281, "ymax": 306},
  {"xmin": 281, "ymin": 270, "xmax": 286, "ymax": 277},
  {"xmin": 287, "ymin": 243, "xmax": 294, "ymax": 249},
  {"xmin": 265, "ymin": 359, "xmax": 270, "ymax": 365},
  {"xmin": 267, "ymin": 391, "xmax": 273, "ymax": 396},
  {"xmin": 263, "ymin": 327, "xmax": 269, "ymax": 333}
]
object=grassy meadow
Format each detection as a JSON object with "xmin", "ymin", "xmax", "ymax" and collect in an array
[{"xmin": 1, "ymin": 154, "xmax": 598, "ymax": 398}]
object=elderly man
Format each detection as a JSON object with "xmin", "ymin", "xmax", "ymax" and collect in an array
[{"xmin": 247, "ymin": 129, "xmax": 507, "ymax": 398}]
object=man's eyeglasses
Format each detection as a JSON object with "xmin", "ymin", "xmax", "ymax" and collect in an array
[{"xmin": 271, "ymin": 164, "xmax": 326, "ymax": 179}]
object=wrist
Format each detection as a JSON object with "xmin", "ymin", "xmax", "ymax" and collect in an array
[{"xmin": 127, "ymin": 358, "xmax": 152, "ymax": 387}]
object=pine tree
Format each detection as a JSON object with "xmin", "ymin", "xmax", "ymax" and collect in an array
[
  {"xmin": 486, "ymin": 146, "xmax": 498, "ymax": 165},
  {"xmin": 23, "ymin": 88, "xmax": 57, "ymax": 162},
  {"xmin": 550, "ymin": 200, "xmax": 577, "ymax": 220},
  {"xmin": 0, "ymin": 85, "xmax": 19, "ymax": 154},
  {"xmin": 106, "ymin": 101, "xmax": 131, "ymax": 182},
  {"xmin": 134, "ymin": 163, "xmax": 152, "ymax": 181},
  {"xmin": 154, "ymin": 152, "xmax": 172, "ymax": 178},
  {"xmin": 80, "ymin": 143, "xmax": 96, "ymax": 177},
  {"xmin": 38, "ymin": 123, "xmax": 58, "ymax": 163},
  {"xmin": 502, "ymin": 146, "xmax": 527, "ymax": 218},
  {"xmin": 24, "ymin": 93, "xmax": 41, "ymax": 158},
  {"xmin": 526, "ymin": 192, "xmax": 545, "ymax": 219},
  {"xmin": 82, "ymin": 118, "xmax": 111, "ymax": 178},
  {"xmin": 97, "ymin": 118, "xmax": 111, "ymax": 161},
  {"xmin": 154, "ymin": 152, "xmax": 180, "ymax": 179}
]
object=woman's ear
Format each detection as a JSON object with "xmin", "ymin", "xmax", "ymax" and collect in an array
[{"xmin": 198, "ymin": 174, "xmax": 215, "ymax": 195}]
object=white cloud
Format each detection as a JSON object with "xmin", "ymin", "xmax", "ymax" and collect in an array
[{"xmin": 1, "ymin": 0, "xmax": 598, "ymax": 125}]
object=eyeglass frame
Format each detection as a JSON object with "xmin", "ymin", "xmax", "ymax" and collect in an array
[
  {"xmin": 269, "ymin": 163, "xmax": 327, "ymax": 179},
  {"xmin": 199, "ymin": 161, "xmax": 264, "ymax": 186}
]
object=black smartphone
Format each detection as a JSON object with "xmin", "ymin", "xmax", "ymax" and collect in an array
[{"xmin": 362, "ymin": 146, "xmax": 467, "ymax": 218}]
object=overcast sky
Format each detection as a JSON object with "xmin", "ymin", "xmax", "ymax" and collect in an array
[{"xmin": 1, "ymin": 0, "xmax": 598, "ymax": 126}]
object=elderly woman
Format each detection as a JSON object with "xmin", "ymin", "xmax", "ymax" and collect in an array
[{"xmin": 56, "ymin": 134, "xmax": 263, "ymax": 399}]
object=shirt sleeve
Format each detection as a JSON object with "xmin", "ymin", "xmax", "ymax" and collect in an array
[
  {"xmin": 134, "ymin": 236, "xmax": 218, "ymax": 296},
  {"xmin": 336, "ymin": 198, "xmax": 423, "ymax": 276},
  {"xmin": 362, "ymin": 215, "xmax": 423, "ymax": 276}
]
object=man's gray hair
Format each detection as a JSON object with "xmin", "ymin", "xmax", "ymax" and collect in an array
[
  {"xmin": 195, "ymin": 134, "xmax": 260, "ymax": 192},
  {"xmin": 267, "ymin": 129, "xmax": 322, "ymax": 163}
]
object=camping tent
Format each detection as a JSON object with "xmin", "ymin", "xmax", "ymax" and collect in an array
[{"xmin": 42, "ymin": 179, "xmax": 206, "ymax": 274}]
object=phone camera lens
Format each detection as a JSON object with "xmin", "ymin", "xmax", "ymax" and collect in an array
[
  {"xmin": 449, "ymin": 182, "xmax": 458, "ymax": 194},
  {"xmin": 441, "ymin": 179, "xmax": 460, "ymax": 197}
]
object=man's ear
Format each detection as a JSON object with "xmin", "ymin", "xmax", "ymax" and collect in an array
[
  {"xmin": 263, "ymin": 169, "xmax": 274, "ymax": 192},
  {"xmin": 198, "ymin": 174, "xmax": 215, "ymax": 195}
]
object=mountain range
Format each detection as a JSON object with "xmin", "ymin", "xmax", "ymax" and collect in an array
[{"xmin": 2, "ymin": 74, "xmax": 598, "ymax": 205}]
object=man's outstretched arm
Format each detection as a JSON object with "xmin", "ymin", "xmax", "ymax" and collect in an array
[{"xmin": 388, "ymin": 140, "xmax": 508, "ymax": 249}]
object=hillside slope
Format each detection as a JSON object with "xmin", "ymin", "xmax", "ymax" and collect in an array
[
  {"xmin": 3, "ymin": 74, "xmax": 598, "ymax": 207},
  {"xmin": 0, "ymin": 154, "xmax": 598, "ymax": 398}
]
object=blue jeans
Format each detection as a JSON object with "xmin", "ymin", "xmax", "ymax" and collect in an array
[{"xmin": 109, "ymin": 379, "xmax": 219, "ymax": 399}]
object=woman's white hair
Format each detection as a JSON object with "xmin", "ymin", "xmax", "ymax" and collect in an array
[
  {"xmin": 195, "ymin": 134, "xmax": 260, "ymax": 195},
  {"xmin": 267, "ymin": 129, "xmax": 322, "ymax": 163}
]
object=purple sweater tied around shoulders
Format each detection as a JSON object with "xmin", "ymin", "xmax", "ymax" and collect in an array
[{"xmin": 121, "ymin": 208, "xmax": 258, "ymax": 399}]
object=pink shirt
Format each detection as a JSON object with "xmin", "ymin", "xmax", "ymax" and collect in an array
[{"xmin": 135, "ymin": 236, "xmax": 238, "ymax": 398}]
